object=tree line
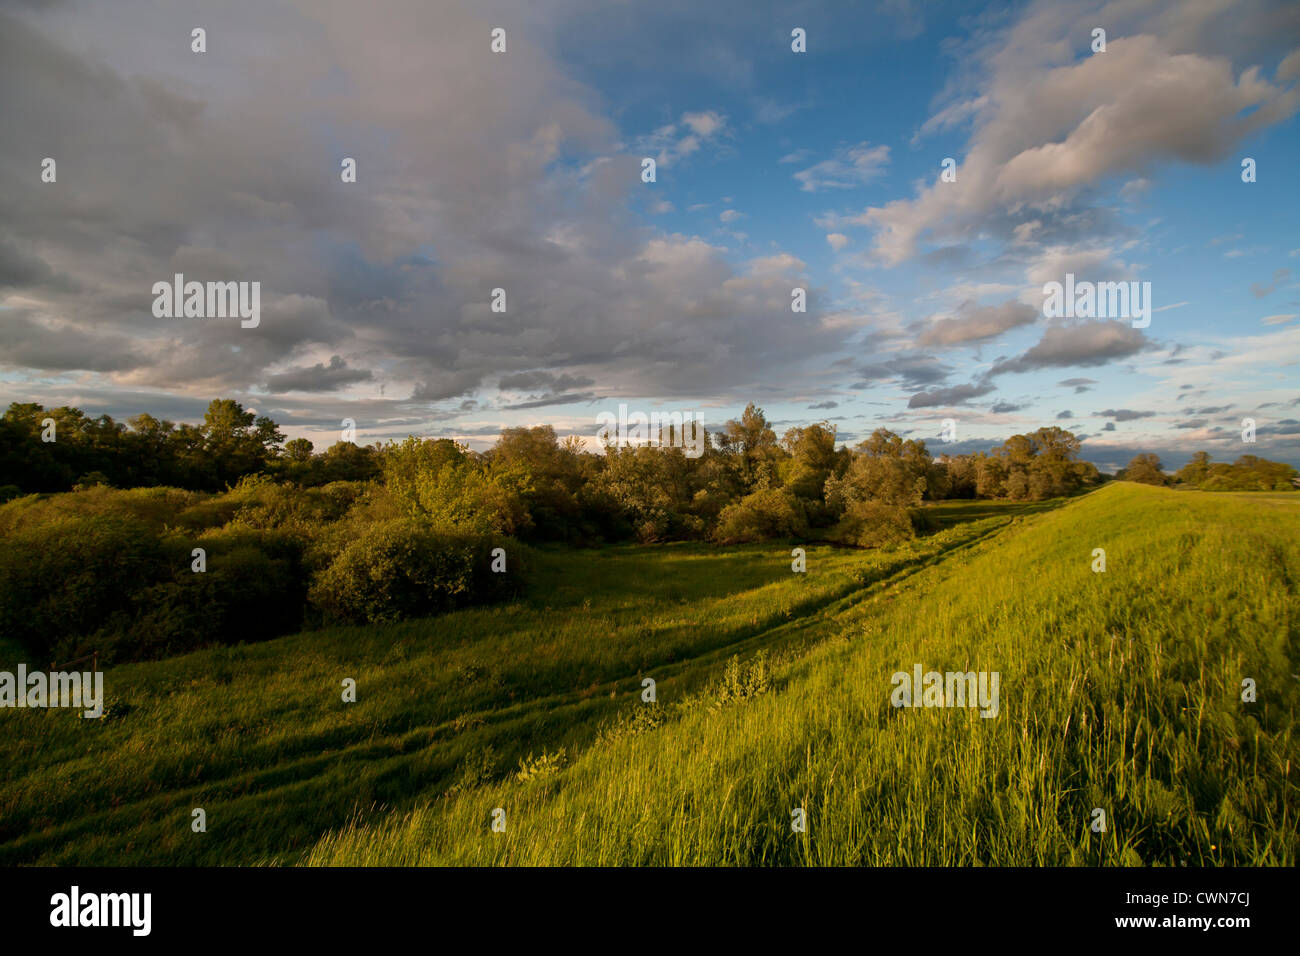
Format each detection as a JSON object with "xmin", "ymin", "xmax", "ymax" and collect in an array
[
  {"xmin": 1, "ymin": 398, "xmax": 1113, "ymax": 544},
  {"xmin": 1119, "ymin": 451, "xmax": 1297, "ymax": 492},
  {"xmin": 3, "ymin": 398, "xmax": 1293, "ymax": 665}
]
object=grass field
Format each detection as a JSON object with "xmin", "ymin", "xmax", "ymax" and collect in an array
[{"xmin": 2, "ymin": 484, "xmax": 1296, "ymax": 866}]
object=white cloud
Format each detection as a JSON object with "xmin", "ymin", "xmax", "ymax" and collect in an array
[
  {"xmin": 844, "ymin": 5, "xmax": 1300, "ymax": 265},
  {"xmin": 682, "ymin": 110, "xmax": 725, "ymax": 137},
  {"xmin": 793, "ymin": 142, "xmax": 890, "ymax": 192}
]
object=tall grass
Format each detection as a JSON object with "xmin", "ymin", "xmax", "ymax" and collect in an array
[
  {"xmin": 302, "ymin": 485, "xmax": 1299, "ymax": 866},
  {"xmin": 0, "ymin": 515, "xmax": 1003, "ymax": 864}
]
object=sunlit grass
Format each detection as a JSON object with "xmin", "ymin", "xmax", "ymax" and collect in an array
[
  {"xmin": 4, "ymin": 484, "xmax": 1293, "ymax": 866},
  {"xmin": 302, "ymin": 484, "xmax": 1298, "ymax": 866},
  {"xmin": 0, "ymin": 515, "xmax": 1003, "ymax": 864}
]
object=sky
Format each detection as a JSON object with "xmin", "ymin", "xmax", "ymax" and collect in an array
[{"xmin": 2, "ymin": 0, "xmax": 1299, "ymax": 472}]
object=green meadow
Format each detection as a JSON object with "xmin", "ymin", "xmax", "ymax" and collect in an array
[{"xmin": 1, "ymin": 483, "xmax": 1295, "ymax": 866}]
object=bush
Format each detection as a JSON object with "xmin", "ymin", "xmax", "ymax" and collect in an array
[
  {"xmin": 830, "ymin": 499, "xmax": 915, "ymax": 548},
  {"xmin": 0, "ymin": 494, "xmax": 310, "ymax": 663},
  {"xmin": 308, "ymin": 519, "xmax": 526, "ymax": 624},
  {"xmin": 122, "ymin": 529, "xmax": 306, "ymax": 660},
  {"xmin": 0, "ymin": 484, "xmax": 206, "ymax": 538},
  {"xmin": 712, "ymin": 488, "xmax": 807, "ymax": 544},
  {"xmin": 0, "ymin": 515, "xmax": 170, "ymax": 661}
]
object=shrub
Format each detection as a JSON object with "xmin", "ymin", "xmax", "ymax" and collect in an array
[
  {"xmin": 0, "ymin": 484, "xmax": 205, "ymax": 537},
  {"xmin": 0, "ymin": 514, "xmax": 170, "ymax": 661},
  {"xmin": 712, "ymin": 488, "xmax": 807, "ymax": 544},
  {"xmin": 122, "ymin": 529, "xmax": 306, "ymax": 660},
  {"xmin": 830, "ymin": 499, "xmax": 915, "ymax": 548},
  {"xmin": 515, "ymin": 748, "xmax": 567, "ymax": 782},
  {"xmin": 707, "ymin": 652, "xmax": 771, "ymax": 712},
  {"xmin": 308, "ymin": 520, "xmax": 526, "ymax": 624}
]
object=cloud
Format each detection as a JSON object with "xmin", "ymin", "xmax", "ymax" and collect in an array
[
  {"xmin": 793, "ymin": 142, "xmax": 890, "ymax": 192},
  {"xmin": 990, "ymin": 320, "xmax": 1151, "ymax": 375},
  {"xmin": 0, "ymin": 308, "xmax": 143, "ymax": 373},
  {"xmin": 844, "ymin": 8, "xmax": 1300, "ymax": 265},
  {"xmin": 1059, "ymin": 376, "xmax": 1098, "ymax": 393},
  {"xmin": 992, "ymin": 401, "xmax": 1027, "ymax": 413},
  {"xmin": 500, "ymin": 391, "xmax": 596, "ymax": 410},
  {"xmin": 681, "ymin": 110, "xmax": 725, "ymax": 137},
  {"xmin": 496, "ymin": 370, "xmax": 596, "ymax": 408},
  {"xmin": 916, "ymin": 299, "xmax": 1038, "ymax": 347},
  {"xmin": 1096, "ymin": 408, "xmax": 1157, "ymax": 422},
  {"xmin": 1251, "ymin": 267, "xmax": 1292, "ymax": 297},
  {"xmin": 1262, "ymin": 313, "xmax": 1299, "ymax": 325},
  {"xmin": 826, "ymin": 233, "xmax": 850, "ymax": 251},
  {"xmin": 0, "ymin": 5, "xmax": 860, "ymax": 425},
  {"xmin": 637, "ymin": 110, "xmax": 729, "ymax": 167},
  {"xmin": 264, "ymin": 355, "xmax": 373, "ymax": 393},
  {"xmin": 851, "ymin": 354, "xmax": 952, "ymax": 389},
  {"xmin": 808, "ymin": 400, "xmax": 839, "ymax": 409},
  {"xmin": 907, "ymin": 381, "xmax": 997, "ymax": 408}
]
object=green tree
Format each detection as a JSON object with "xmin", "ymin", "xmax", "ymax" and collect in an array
[{"xmin": 1124, "ymin": 453, "xmax": 1166, "ymax": 486}]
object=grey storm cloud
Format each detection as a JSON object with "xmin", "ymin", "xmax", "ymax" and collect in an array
[
  {"xmin": 0, "ymin": 0, "xmax": 854, "ymax": 422},
  {"xmin": 916, "ymin": 300, "xmax": 1038, "ymax": 347},
  {"xmin": 498, "ymin": 371, "xmax": 595, "ymax": 393},
  {"xmin": 991, "ymin": 401, "xmax": 1027, "ymax": 413},
  {"xmin": 0, "ymin": 308, "xmax": 143, "ymax": 373},
  {"xmin": 1175, "ymin": 419, "xmax": 1209, "ymax": 429},
  {"xmin": 1056, "ymin": 410, "xmax": 1073, "ymax": 419},
  {"xmin": 0, "ymin": 238, "xmax": 75, "ymax": 291},
  {"xmin": 496, "ymin": 370, "xmax": 598, "ymax": 410},
  {"xmin": 808, "ymin": 400, "xmax": 839, "ymax": 409},
  {"xmin": 264, "ymin": 355, "xmax": 373, "ymax": 394},
  {"xmin": 501, "ymin": 391, "xmax": 598, "ymax": 410}
]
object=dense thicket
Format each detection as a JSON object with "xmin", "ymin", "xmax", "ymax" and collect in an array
[{"xmin": 0, "ymin": 477, "xmax": 529, "ymax": 665}]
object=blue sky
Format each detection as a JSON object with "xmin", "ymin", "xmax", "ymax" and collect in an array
[{"xmin": 2, "ymin": 0, "xmax": 1298, "ymax": 471}]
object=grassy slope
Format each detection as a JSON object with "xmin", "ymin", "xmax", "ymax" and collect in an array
[
  {"xmin": 301, "ymin": 485, "xmax": 1299, "ymax": 866},
  {"xmin": 0, "ymin": 509, "xmax": 1009, "ymax": 865}
]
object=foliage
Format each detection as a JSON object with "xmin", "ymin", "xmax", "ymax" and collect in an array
[
  {"xmin": 307, "ymin": 520, "xmax": 524, "ymax": 625},
  {"xmin": 713, "ymin": 487, "xmax": 807, "ymax": 543}
]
